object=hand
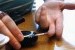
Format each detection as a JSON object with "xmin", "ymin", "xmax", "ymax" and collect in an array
[
  {"xmin": 35, "ymin": 1, "xmax": 64, "ymax": 38},
  {"xmin": 0, "ymin": 11, "xmax": 24, "ymax": 49}
]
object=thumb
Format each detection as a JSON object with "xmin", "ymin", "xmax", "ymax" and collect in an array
[{"xmin": 39, "ymin": 6, "xmax": 49, "ymax": 29}]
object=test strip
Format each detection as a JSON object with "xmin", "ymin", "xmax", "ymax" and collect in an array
[{"xmin": 24, "ymin": 33, "xmax": 46, "ymax": 38}]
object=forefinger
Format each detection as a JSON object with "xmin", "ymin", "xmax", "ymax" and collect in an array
[
  {"xmin": 0, "ymin": 20, "xmax": 21, "ymax": 49},
  {"xmin": 56, "ymin": 13, "xmax": 63, "ymax": 38},
  {"xmin": 1, "ymin": 12, "xmax": 24, "ymax": 42}
]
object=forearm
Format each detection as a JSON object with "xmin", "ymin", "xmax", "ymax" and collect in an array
[
  {"xmin": 44, "ymin": 0, "xmax": 64, "ymax": 2},
  {"xmin": 44, "ymin": 0, "xmax": 75, "ymax": 10},
  {"xmin": 64, "ymin": 3, "xmax": 75, "ymax": 10}
]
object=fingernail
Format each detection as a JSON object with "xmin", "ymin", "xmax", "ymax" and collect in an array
[
  {"xmin": 14, "ymin": 42, "xmax": 21, "ymax": 49},
  {"xmin": 18, "ymin": 33, "xmax": 24, "ymax": 41}
]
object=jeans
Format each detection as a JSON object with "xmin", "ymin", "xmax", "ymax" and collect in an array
[{"xmin": 0, "ymin": 0, "xmax": 34, "ymax": 20}]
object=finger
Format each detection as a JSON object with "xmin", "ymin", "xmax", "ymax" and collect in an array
[
  {"xmin": 0, "ymin": 20, "xmax": 21, "ymax": 49},
  {"xmin": 1, "ymin": 14, "xmax": 24, "ymax": 42},
  {"xmin": 56, "ymin": 15, "xmax": 63, "ymax": 38},
  {"xmin": 39, "ymin": 6, "xmax": 49, "ymax": 28},
  {"xmin": 47, "ymin": 20, "xmax": 55, "ymax": 37},
  {"xmin": 35, "ymin": 7, "xmax": 41, "ymax": 24}
]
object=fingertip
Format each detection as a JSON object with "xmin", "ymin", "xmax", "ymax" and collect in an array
[
  {"xmin": 56, "ymin": 28, "xmax": 63, "ymax": 39},
  {"xmin": 9, "ymin": 41, "xmax": 21, "ymax": 50},
  {"xmin": 15, "ymin": 45, "xmax": 21, "ymax": 50},
  {"xmin": 56, "ymin": 20, "xmax": 63, "ymax": 38},
  {"xmin": 47, "ymin": 31, "xmax": 55, "ymax": 37},
  {"xmin": 47, "ymin": 22, "xmax": 55, "ymax": 37},
  {"xmin": 17, "ymin": 34, "xmax": 24, "ymax": 42},
  {"xmin": 15, "ymin": 44, "xmax": 21, "ymax": 50},
  {"xmin": 15, "ymin": 31, "xmax": 24, "ymax": 42},
  {"xmin": 56, "ymin": 33, "xmax": 62, "ymax": 39}
]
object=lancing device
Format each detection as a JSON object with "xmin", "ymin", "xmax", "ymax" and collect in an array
[{"xmin": 24, "ymin": 31, "xmax": 47, "ymax": 38}]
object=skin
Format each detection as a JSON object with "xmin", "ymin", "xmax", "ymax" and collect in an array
[
  {"xmin": 1, "ymin": 0, "xmax": 75, "ymax": 50},
  {"xmin": 0, "ymin": 13, "xmax": 24, "ymax": 49},
  {"xmin": 35, "ymin": 1, "xmax": 75, "ymax": 39},
  {"xmin": 35, "ymin": 1, "xmax": 64, "ymax": 38}
]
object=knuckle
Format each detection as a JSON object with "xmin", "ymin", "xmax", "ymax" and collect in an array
[
  {"xmin": 0, "ymin": 20, "xmax": 5, "ymax": 29},
  {"xmin": 0, "ymin": 11, "xmax": 7, "ymax": 19},
  {"xmin": 2, "ymin": 15, "xmax": 14, "ymax": 24}
]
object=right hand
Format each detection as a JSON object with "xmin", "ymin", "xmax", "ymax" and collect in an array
[
  {"xmin": 35, "ymin": 1, "xmax": 64, "ymax": 38},
  {"xmin": 0, "ymin": 11, "xmax": 24, "ymax": 49}
]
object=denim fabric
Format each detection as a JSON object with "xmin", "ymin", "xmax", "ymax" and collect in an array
[{"xmin": 0, "ymin": 0, "xmax": 34, "ymax": 20}]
